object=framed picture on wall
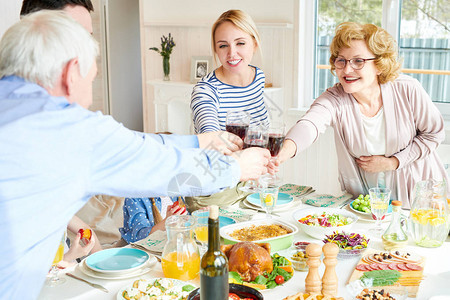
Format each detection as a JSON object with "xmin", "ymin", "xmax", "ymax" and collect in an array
[{"xmin": 190, "ymin": 56, "xmax": 212, "ymax": 83}]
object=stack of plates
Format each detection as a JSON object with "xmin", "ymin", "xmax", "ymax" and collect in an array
[
  {"xmin": 242, "ymin": 192, "xmax": 299, "ymax": 213},
  {"xmin": 78, "ymin": 248, "xmax": 156, "ymax": 280}
]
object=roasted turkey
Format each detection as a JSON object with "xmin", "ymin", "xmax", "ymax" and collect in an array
[{"xmin": 221, "ymin": 241, "xmax": 273, "ymax": 282}]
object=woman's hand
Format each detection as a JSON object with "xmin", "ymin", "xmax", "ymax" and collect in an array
[
  {"xmin": 274, "ymin": 139, "xmax": 297, "ymax": 165},
  {"xmin": 356, "ymin": 155, "xmax": 399, "ymax": 172},
  {"xmin": 61, "ymin": 232, "xmax": 95, "ymax": 265},
  {"xmin": 150, "ymin": 202, "xmax": 188, "ymax": 233},
  {"xmin": 197, "ymin": 131, "xmax": 243, "ymax": 155}
]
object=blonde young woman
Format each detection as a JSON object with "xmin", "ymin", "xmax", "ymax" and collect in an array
[
  {"xmin": 191, "ymin": 9, "xmax": 269, "ymax": 134},
  {"xmin": 276, "ymin": 22, "xmax": 449, "ymax": 208}
]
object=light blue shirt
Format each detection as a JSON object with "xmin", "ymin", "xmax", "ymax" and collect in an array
[{"xmin": 0, "ymin": 76, "xmax": 240, "ymax": 299}]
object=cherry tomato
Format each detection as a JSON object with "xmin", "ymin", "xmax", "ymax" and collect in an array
[
  {"xmin": 275, "ymin": 275, "xmax": 285, "ymax": 285},
  {"xmin": 228, "ymin": 293, "xmax": 240, "ymax": 300}
]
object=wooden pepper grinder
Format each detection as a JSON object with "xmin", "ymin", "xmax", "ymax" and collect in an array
[
  {"xmin": 322, "ymin": 243, "xmax": 339, "ymax": 296},
  {"xmin": 305, "ymin": 243, "xmax": 322, "ymax": 294}
]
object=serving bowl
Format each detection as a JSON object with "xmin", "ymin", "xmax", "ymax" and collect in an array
[
  {"xmin": 220, "ymin": 218, "xmax": 298, "ymax": 251},
  {"xmin": 337, "ymin": 247, "xmax": 367, "ymax": 260},
  {"xmin": 292, "ymin": 207, "xmax": 358, "ymax": 240},
  {"xmin": 188, "ymin": 283, "xmax": 263, "ymax": 300}
]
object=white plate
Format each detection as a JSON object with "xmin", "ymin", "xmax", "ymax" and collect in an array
[
  {"xmin": 348, "ymin": 200, "xmax": 393, "ymax": 216},
  {"xmin": 78, "ymin": 256, "xmax": 156, "ymax": 280},
  {"xmin": 242, "ymin": 198, "xmax": 300, "ymax": 213},
  {"xmin": 346, "ymin": 203, "xmax": 392, "ymax": 223},
  {"xmin": 116, "ymin": 277, "xmax": 196, "ymax": 300},
  {"xmin": 85, "ymin": 248, "xmax": 150, "ymax": 274}
]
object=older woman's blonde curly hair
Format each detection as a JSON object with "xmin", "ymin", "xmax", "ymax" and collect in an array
[{"xmin": 329, "ymin": 22, "xmax": 402, "ymax": 84}]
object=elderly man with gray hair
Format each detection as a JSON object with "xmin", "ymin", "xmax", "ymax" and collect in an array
[{"xmin": 0, "ymin": 11, "xmax": 270, "ymax": 298}]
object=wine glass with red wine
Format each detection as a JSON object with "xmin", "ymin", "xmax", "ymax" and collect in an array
[
  {"xmin": 225, "ymin": 110, "xmax": 250, "ymax": 141},
  {"xmin": 239, "ymin": 122, "xmax": 269, "ymax": 193},
  {"xmin": 267, "ymin": 122, "xmax": 285, "ymax": 158}
]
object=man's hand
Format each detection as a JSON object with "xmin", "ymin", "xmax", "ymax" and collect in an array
[
  {"xmin": 197, "ymin": 131, "xmax": 243, "ymax": 155},
  {"xmin": 232, "ymin": 147, "xmax": 271, "ymax": 181},
  {"xmin": 356, "ymin": 155, "xmax": 399, "ymax": 173}
]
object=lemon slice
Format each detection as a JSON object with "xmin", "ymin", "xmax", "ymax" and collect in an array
[
  {"xmin": 265, "ymin": 194, "xmax": 273, "ymax": 206},
  {"xmin": 430, "ymin": 217, "xmax": 446, "ymax": 226}
]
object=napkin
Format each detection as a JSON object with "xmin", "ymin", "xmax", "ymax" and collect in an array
[
  {"xmin": 218, "ymin": 206, "xmax": 255, "ymax": 222},
  {"xmin": 279, "ymin": 184, "xmax": 315, "ymax": 198},
  {"xmin": 131, "ymin": 230, "xmax": 166, "ymax": 256},
  {"xmin": 301, "ymin": 192, "xmax": 353, "ymax": 208}
]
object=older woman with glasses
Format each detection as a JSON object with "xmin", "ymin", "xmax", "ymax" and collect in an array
[{"xmin": 276, "ymin": 22, "xmax": 448, "ymax": 208}]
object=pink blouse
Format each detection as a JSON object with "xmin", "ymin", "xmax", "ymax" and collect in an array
[{"xmin": 287, "ymin": 75, "xmax": 449, "ymax": 208}]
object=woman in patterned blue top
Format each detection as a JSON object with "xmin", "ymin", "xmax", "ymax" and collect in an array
[
  {"xmin": 120, "ymin": 197, "xmax": 187, "ymax": 243},
  {"xmin": 191, "ymin": 9, "xmax": 269, "ymax": 134}
]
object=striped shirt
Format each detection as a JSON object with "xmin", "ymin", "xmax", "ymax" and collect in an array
[{"xmin": 191, "ymin": 66, "xmax": 269, "ymax": 133}]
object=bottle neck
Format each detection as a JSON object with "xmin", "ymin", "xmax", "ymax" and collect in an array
[{"xmin": 207, "ymin": 217, "xmax": 220, "ymax": 252}]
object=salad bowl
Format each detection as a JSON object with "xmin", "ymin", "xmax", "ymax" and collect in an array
[{"xmin": 292, "ymin": 207, "xmax": 358, "ymax": 239}]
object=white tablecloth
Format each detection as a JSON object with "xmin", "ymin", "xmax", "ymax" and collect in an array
[{"xmin": 38, "ymin": 206, "xmax": 450, "ymax": 300}]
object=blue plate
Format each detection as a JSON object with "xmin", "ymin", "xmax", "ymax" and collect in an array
[
  {"xmin": 247, "ymin": 192, "xmax": 294, "ymax": 208},
  {"xmin": 192, "ymin": 211, "xmax": 236, "ymax": 228},
  {"xmin": 85, "ymin": 248, "xmax": 149, "ymax": 273}
]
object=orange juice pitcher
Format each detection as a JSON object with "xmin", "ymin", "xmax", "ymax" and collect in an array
[
  {"xmin": 409, "ymin": 179, "xmax": 449, "ymax": 247},
  {"xmin": 161, "ymin": 215, "xmax": 200, "ymax": 280}
]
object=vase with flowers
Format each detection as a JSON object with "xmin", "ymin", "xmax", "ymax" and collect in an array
[{"xmin": 149, "ymin": 33, "xmax": 176, "ymax": 81}]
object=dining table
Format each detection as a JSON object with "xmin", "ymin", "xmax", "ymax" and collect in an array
[{"xmin": 38, "ymin": 200, "xmax": 450, "ymax": 300}]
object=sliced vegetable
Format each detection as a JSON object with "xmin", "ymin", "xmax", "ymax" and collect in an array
[
  {"xmin": 298, "ymin": 212, "xmax": 352, "ymax": 227},
  {"xmin": 278, "ymin": 265, "xmax": 293, "ymax": 273},
  {"xmin": 181, "ymin": 284, "xmax": 195, "ymax": 292},
  {"xmin": 323, "ymin": 231, "xmax": 370, "ymax": 250}
]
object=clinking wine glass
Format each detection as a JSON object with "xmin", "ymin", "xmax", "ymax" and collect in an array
[
  {"xmin": 266, "ymin": 121, "xmax": 286, "ymax": 182},
  {"xmin": 239, "ymin": 122, "xmax": 269, "ymax": 193},
  {"xmin": 46, "ymin": 230, "xmax": 67, "ymax": 286},
  {"xmin": 369, "ymin": 187, "xmax": 391, "ymax": 236},
  {"xmin": 225, "ymin": 110, "xmax": 250, "ymax": 141}
]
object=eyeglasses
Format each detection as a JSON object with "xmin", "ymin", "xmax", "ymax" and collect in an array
[{"xmin": 334, "ymin": 57, "xmax": 376, "ymax": 70}]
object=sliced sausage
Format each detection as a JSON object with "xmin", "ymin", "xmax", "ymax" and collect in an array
[
  {"xmin": 388, "ymin": 263, "xmax": 399, "ymax": 270},
  {"xmin": 355, "ymin": 264, "xmax": 368, "ymax": 272},
  {"xmin": 405, "ymin": 263, "xmax": 423, "ymax": 271}
]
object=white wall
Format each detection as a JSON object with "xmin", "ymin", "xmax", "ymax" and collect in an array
[
  {"xmin": 140, "ymin": 0, "xmax": 343, "ymax": 195},
  {"xmin": 0, "ymin": 1, "xmax": 21, "ymax": 38}
]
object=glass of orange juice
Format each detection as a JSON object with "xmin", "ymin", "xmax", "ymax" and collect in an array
[
  {"xmin": 46, "ymin": 230, "xmax": 66, "ymax": 286},
  {"xmin": 193, "ymin": 214, "xmax": 208, "ymax": 255}
]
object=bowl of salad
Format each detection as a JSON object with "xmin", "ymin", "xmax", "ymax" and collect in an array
[
  {"xmin": 292, "ymin": 207, "xmax": 358, "ymax": 239},
  {"xmin": 323, "ymin": 231, "xmax": 370, "ymax": 259}
]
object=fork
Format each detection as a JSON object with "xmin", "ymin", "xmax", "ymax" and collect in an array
[{"xmin": 66, "ymin": 273, "xmax": 109, "ymax": 293}]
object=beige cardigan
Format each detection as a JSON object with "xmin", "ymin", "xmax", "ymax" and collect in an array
[{"xmin": 287, "ymin": 75, "xmax": 449, "ymax": 208}]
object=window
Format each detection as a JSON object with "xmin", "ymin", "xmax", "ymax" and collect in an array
[{"xmin": 298, "ymin": 0, "xmax": 450, "ymax": 118}]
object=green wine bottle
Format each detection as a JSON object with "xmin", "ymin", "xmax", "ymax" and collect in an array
[{"xmin": 200, "ymin": 205, "xmax": 229, "ymax": 299}]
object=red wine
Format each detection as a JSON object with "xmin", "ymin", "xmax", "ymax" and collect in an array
[
  {"xmin": 243, "ymin": 139, "xmax": 267, "ymax": 149},
  {"xmin": 268, "ymin": 134, "xmax": 285, "ymax": 157},
  {"xmin": 226, "ymin": 124, "xmax": 248, "ymax": 140},
  {"xmin": 200, "ymin": 206, "xmax": 228, "ymax": 300}
]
